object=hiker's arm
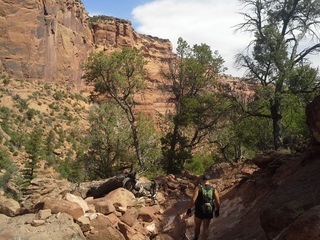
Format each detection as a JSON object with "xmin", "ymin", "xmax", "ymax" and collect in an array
[
  {"xmin": 187, "ymin": 186, "xmax": 199, "ymax": 210},
  {"xmin": 214, "ymin": 188, "xmax": 220, "ymax": 210}
]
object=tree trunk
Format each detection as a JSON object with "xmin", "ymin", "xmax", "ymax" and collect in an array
[
  {"xmin": 270, "ymin": 95, "xmax": 283, "ymax": 150},
  {"xmin": 130, "ymin": 121, "xmax": 145, "ymax": 171},
  {"xmin": 165, "ymin": 124, "xmax": 180, "ymax": 174}
]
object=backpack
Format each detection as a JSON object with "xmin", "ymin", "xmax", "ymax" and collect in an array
[{"xmin": 199, "ymin": 184, "xmax": 214, "ymax": 214}]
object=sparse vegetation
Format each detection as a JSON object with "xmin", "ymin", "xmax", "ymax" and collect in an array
[
  {"xmin": 0, "ymin": 77, "xmax": 90, "ymax": 186},
  {"xmin": 0, "ymin": 147, "xmax": 17, "ymax": 192}
]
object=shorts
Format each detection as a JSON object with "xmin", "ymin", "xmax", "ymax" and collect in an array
[{"xmin": 194, "ymin": 207, "xmax": 214, "ymax": 219}]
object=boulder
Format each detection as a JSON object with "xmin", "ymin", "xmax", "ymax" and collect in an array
[
  {"xmin": 260, "ymin": 157, "xmax": 320, "ymax": 239},
  {"xmin": 87, "ymin": 215, "xmax": 125, "ymax": 240},
  {"xmin": 153, "ymin": 233, "xmax": 175, "ymax": 240},
  {"xmin": 252, "ymin": 150, "xmax": 288, "ymax": 169},
  {"xmin": 161, "ymin": 214, "xmax": 187, "ymax": 240},
  {"xmin": 77, "ymin": 215, "xmax": 91, "ymax": 233},
  {"xmin": 21, "ymin": 177, "xmax": 74, "ymax": 208},
  {"xmin": 118, "ymin": 221, "xmax": 147, "ymax": 240},
  {"xmin": 43, "ymin": 199, "xmax": 84, "ymax": 220},
  {"xmin": 106, "ymin": 212, "xmax": 120, "ymax": 226},
  {"xmin": 120, "ymin": 207, "xmax": 138, "ymax": 227},
  {"xmin": 36, "ymin": 209, "xmax": 52, "ymax": 220},
  {"xmin": 104, "ymin": 188, "xmax": 137, "ymax": 211},
  {"xmin": 65, "ymin": 192, "xmax": 89, "ymax": 213},
  {"xmin": 138, "ymin": 205, "xmax": 160, "ymax": 222},
  {"xmin": 93, "ymin": 199, "xmax": 116, "ymax": 215},
  {"xmin": 31, "ymin": 219, "xmax": 46, "ymax": 227},
  {"xmin": 0, "ymin": 198, "xmax": 20, "ymax": 217}
]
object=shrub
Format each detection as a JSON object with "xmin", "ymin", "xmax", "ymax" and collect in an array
[{"xmin": 0, "ymin": 148, "xmax": 17, "ymax": 191}]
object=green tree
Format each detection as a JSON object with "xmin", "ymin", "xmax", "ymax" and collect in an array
[
  {"xmin": 235, "ymin": 0, "xmax": 320, "ymax": 150},
  {"xmin": 23, "ymin": 125, "xmax": 44, "ymax": 182},
  {"xmin": 83, "ymin": 47, "xmax": 148, "ymax": 171},
  {"xmin": 0, "ymin": 147, "xmax": 17, "ymax": 191},
  {"xmin": 80, "ymin": 102, "xmax": 132, "ymax": 180},
  {"xmin": 136, "ymin": 113, "xmax": 163, "ymax": 177},
  {"xmin": 161, "ymin": 37, "xmax": 226, "ymax": 173}
]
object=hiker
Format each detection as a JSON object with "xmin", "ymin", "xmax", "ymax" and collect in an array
[{"xmin": 186, "ymin": 174, "xmax": 220, "ymax": 240}]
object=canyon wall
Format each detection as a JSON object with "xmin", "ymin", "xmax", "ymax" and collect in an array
[
  {"xmin": 0, "ymin": 0, "xmax": 93, "ymax": 88},
  {"xmin": 0, "ymin": 0, "xmax": 249, "ymax": 116},
  {"xmin": 90, "ymin": 16, "xmax": 176, "ymax": 115}
]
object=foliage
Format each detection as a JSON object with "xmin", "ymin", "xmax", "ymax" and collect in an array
[
  {"xmin": 22, "ymin": 124, "xmax": 44, "ymax": 183},
  {"xmin": 0, "ymin": 148, "xmax": 17, "ymax": 190},
  {"xmin": 161, "ymin": 37, "xmax": 228, "ymax": 173},
  {"xmin": 135, "ymin": 113, "xmax": 163, "ymax": 175},
  {"xmin": 83, "ymin": 47, "xmax": 148, "ymax": 171},
  {"xmin": 26, "ymin": 109, "xmax": 38, "ymax": 120},
  {"xmin": 1, "ymin": 75, "xmax": 10, "ymax": 86},
  {"xmin": 235, "ymin": 0, "xmax": 320, "ymax": 150},
  {"xmin": 78, "ymin": 102, "xmax": 133, "ymax": 180},
  {"xmin": 184, "ymin": 153, "xmax": 213, "ymax": 175},
  {"xmin": 234, "ymin": 115, "xmax": 274, "ymax": 152}
]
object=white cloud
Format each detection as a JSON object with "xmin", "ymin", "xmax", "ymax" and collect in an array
[
  {"xmin": 133, "ymin": 0, "xmax": 320, "ymax": 77},
  {"xmin": 132, "ymin": 0, "xmax": 252, "ymax": 77}
]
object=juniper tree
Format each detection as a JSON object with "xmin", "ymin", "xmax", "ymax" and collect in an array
[{"xmin": 235, "ymin": 0, "xmax": 320, "ymax": 150}]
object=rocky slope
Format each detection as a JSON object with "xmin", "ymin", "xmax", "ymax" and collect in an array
[
  {"xmin": 0, "ymin": 95, "xmax": 319, "ymax": 240},
  {"xmin": 1, "ymin": 144, "xmax": 319, "ymax": 239}
]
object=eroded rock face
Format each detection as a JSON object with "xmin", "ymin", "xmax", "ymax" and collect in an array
[
  {"xmin": 90, "ymin": 16, "xmax": 176, "ymax": 116},
  {"xmin": 259, "ymin": 152, "xmax": 320, "ymax": 239},
  {"xmin": 0, "ymin": 0, "xmax": 93, "ymax": 89},
  {"xmin": 0, "ymin": 0, "xmax": 254, "ymax": 120},
  {"xmin": 275, "ymin": 205, "xmax": 320, "ymax": 240}
]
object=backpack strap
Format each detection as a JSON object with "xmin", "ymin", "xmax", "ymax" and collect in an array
[{"xmin": 199, "ymin": 184, "xmax": 214, "ymax": 201}]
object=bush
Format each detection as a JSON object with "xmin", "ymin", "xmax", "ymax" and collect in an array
[
  {"xmin": 185, "ymin": 154, "xmax": 213, "ymax": 175},
  {"xmin": 26, "ymin": 109, "xmax": 38, "ymax": 120},
  {"xmin": 0, "ymin": 148, "xmax": 17, "ymax": 190}
]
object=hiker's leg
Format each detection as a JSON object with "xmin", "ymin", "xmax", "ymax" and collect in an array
[
  {"xmin": 194, "ymin": 216, "xmax": 202, "ymax": 239},
  {"xmin": 201, "ymin": 219, "xmax": 211, "ymax": 240}
]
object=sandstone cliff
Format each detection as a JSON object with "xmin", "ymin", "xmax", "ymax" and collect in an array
[
  {"xmin": 0, "ymin": 0, "xmax": 93, "ymax": 88},
  {"xmin": 0, "ymin": 0, "xmax": 176, "ymax": 115},
  {"xmin": 0, "ymin": 0, "xmax": 251, "ymax": 117},
  {"xmin": 90, "ymin": 16, "xmax": 176, "ymax": 116}
]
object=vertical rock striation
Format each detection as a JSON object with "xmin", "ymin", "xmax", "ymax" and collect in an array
[{"xmin": 0, "ymin": 0, "xmax": 93, "ymax": 89}]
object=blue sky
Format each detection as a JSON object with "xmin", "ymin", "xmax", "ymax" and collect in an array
[
  {"xmin": 81, "ymin": 0, "xmax": 149, "ymax": 27},
  {"xmin": 81, "ymin": 0, "xmax": 319, "ymax": 78}
]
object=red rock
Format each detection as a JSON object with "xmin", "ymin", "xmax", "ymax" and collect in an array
[
  {"xmin": 94, "ymin": 200, "xmax": 115, "ymax": 215},
  {"xmin": 137, "ymin": 205, "xmax": 160, "ymax": 222},
  {"xmin": 43, "ymin": 199, "xmax": 84, "ymax": 220},
  {"xmin": 104, "ymin": 188, "xmax": 137, "ymax": 210},
  {"xmin": 276, "ymin": 205, "xmax": 320, "ymax": 240},
  {"xmin": 118, "ymin": 221, "xmax": 146, "ymax": 240},
  {"xmin": 120, "ymin": 207, "xmax": 138, "ymax": 227},
  {"xmin": 88, "ymin": 215, "xmax": 125, "ymax": 240}
]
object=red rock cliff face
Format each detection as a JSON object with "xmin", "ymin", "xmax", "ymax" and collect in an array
[
  {"xmin": 90, "ymin": 16, "xmax": 176, "ymax": 116},
  {"xmin": 0, "ymin": 0, "xmax": 93, "ymax": 89},
  {"xmin": 0, "ymin": 1, "xmax": 249, "ymax": 116}
]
